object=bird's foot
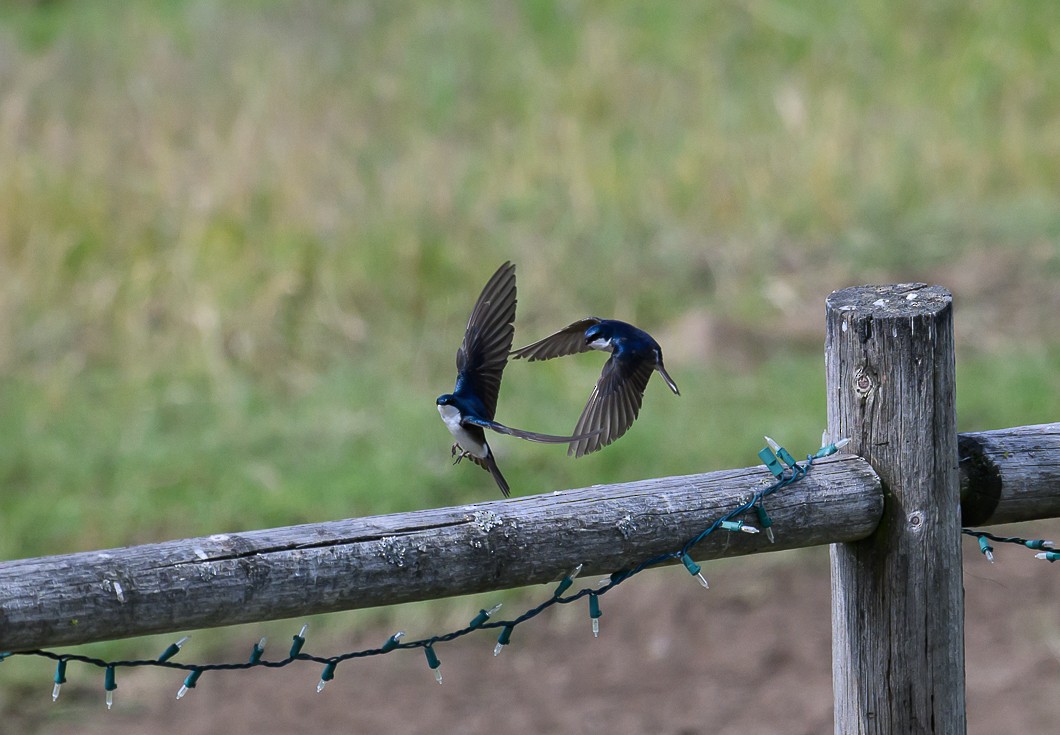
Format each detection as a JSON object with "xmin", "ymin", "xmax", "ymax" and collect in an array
[{"xmin": 451, "ymin": 443, "xmax": 470, "ymax": 465}]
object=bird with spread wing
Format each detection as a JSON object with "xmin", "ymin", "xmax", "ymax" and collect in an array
[
  {"xmin": 511, "ymin": 317, "xmax": 679, "ymax": 458},
  {"xmin": 436, "ymin": 262, "xmax": 599, "ymax": 496}
]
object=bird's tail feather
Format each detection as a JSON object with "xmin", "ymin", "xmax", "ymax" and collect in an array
[
  {"xmin": 469, "ymin": 417, "xmax": 602, "ymax": 445},
  {"xmin": 471, "ymin": 452, "xmax": 510, "ymax": 498}
]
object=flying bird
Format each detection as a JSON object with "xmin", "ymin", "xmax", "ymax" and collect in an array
[
  {"xmin": 436, "ymin": 262, "xmax": 598, "ymax": 497},
  {"xmin": 511, "ymin": 317, "xmax": 680, "ymax": 457}
]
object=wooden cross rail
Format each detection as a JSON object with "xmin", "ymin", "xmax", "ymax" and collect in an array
[
  {"xmin": 0, "ymin": 422, "xmax": 1055, "ymax": 655},
  {"xmin": 1, "ymin": 454, "xmax": 881, "ymax": 651}
]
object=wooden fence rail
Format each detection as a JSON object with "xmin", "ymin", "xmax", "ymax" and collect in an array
[
  {"xmin": 0, "ymin": 423, "xmax": 1056, "ymax": 654},
  {"xmin": 0, "ymin": 455, "xmax": 883, "ymax": 651},
  {"xmin": 959, "ymin": 422, "xmax": 1060, "ymax": 525}
]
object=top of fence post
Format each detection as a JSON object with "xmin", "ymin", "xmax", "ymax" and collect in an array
[{"xmin": 825, "ymin": 283, "xmax": 966, "ymax": 734}]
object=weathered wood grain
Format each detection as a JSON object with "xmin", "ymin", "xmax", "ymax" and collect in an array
[
  {"xmin": 959, "ymin": 422, "xmax": 1060, "ymax": 525},
  {"xmin": 0, "ymin": 456, "xmax": 882, "ymax": 651},
  {"xmin": 826, "ymin": 284, "xmax": 966, "ymax": 734}
]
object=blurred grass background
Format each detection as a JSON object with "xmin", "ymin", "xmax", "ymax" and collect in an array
[{"xmin": 0, "ymin": 0, "xmax": 1058, "ymax": 702}]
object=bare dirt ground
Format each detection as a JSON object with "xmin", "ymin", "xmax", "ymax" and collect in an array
[{"xmin": 15, "ymin": 532, "xmax": 1060, "ymax": 735}]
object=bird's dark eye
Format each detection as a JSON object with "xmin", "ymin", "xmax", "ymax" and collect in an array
[
  {"xmin": 436, "ymin": 395, "xmax": 449, "ymax": 405},
  {"xmin": 584, "ymin": 327, "xmax": 600, "ymax": 343}
]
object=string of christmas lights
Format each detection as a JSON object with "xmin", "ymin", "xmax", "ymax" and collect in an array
[
  {"xmin": 962, "ymin": 528, "xmax": 1056, "ymax": 563},
  {"xmin": 2, "ymin": 436, "xmax": 1051, "ymax": 706}
]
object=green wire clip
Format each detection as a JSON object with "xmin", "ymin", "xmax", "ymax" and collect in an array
[{"xmin": 758, "ymin": 447, "xmax": 785, "ymax": 478}]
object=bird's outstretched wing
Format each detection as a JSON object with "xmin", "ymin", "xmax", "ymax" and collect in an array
[
  {"xmin": 462, "ymin": 415, "xmax": 602, "ymax": 444},
  {"xmin": 455, "ymin": 262, "xmax": 517, "ymax": 420},
  {"xmin": 510, "ymin": 317, "xmax": 601, "ymax": 361},
  {"xmin": 567, "ymin": 357, "xmax": 655, "ymax": 457}
]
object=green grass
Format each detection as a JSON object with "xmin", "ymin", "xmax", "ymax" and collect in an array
[{"xmin": 0, "ymin": 0, "xmax": 1057, "ymax": 662}]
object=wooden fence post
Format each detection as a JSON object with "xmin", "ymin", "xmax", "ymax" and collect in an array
[{"xmin": 825, "ymin": 284, "xmax": 965, "ymax": 734}]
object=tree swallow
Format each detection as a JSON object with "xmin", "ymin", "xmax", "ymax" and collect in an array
[
  {"xmin": 511, "ymin": 317, "xmax": 680, "ymax": 457},
  {"xmin": 437, "ymin": 262, "xmax": 599, "ymax": 497}
]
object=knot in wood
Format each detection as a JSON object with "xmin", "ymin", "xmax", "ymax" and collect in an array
[{"xmin": 853, "ymin": 366, "xmax": 875, "ymax": 398}]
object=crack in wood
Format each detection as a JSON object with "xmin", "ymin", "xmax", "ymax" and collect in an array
[{"xmin": 147, "ymin": 519, "xmax": 471, "ymax": 569}]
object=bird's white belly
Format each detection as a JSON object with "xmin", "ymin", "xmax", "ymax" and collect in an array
[{"xmin": 437, "ymin": 404, "xmax": 488, "ymax": 458}]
